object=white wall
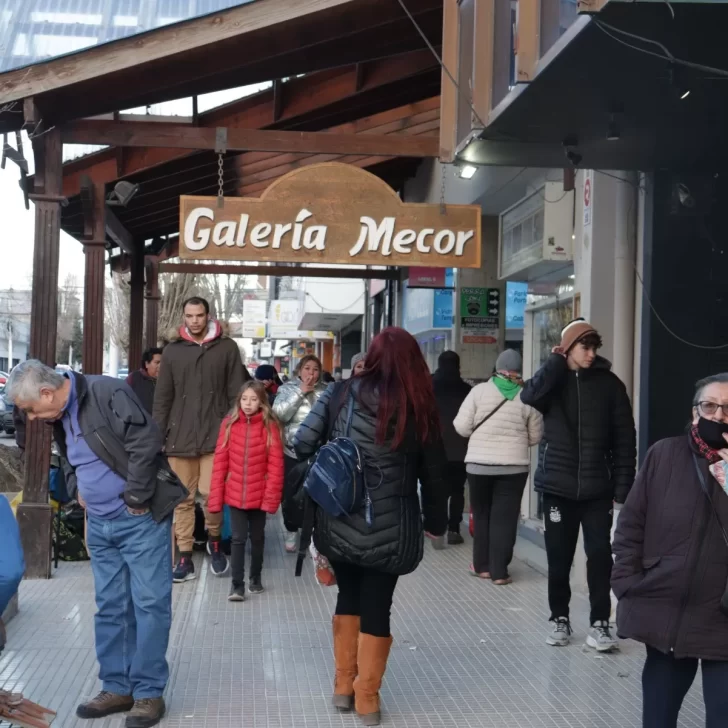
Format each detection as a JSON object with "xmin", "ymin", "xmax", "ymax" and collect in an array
[{"xmin": 301, "ymin": 278, "xmax": 365, "ymax": 316}]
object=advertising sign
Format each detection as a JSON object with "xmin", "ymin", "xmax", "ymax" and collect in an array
[
  {"xmin": 242, "ymin": 299, "xmax": 267, "ymax": 338},
  {"xmin": 460, "ymin": 287, "xmax": 501, "ymax": 344},
  {"xmin": 505, "ymin": 281, "xmax": 528, "ymax": 329},
  {"xmin": 433, "ymin": 289, "xmax": 453, "ymax": 329},
  {"xmin": 180, "ymin": 163, "xmax": 481, "ymax": 268},
  {"xmin": 408, "ymin": 267, "xmax": 455, "ymax": 289}
]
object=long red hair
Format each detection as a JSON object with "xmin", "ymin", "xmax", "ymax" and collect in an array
[{"xmin": 355, "ymin": 327, "xmax": 439, "ymax": 448}]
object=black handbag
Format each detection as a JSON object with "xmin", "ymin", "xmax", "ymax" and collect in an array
[{"xmin": 692, "ymin": 453, "xmax": 728, "ymax": 617}]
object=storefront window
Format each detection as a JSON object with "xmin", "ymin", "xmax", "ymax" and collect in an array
[{"xmin": 529, "ymin": 297, "xmax": 574, "ymax": 519}]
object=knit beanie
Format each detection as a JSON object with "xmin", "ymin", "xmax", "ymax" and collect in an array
[
  {"xmin": 350, "ymin": 352, "xmax": 366, "ymax": 370},
  {"xmin": 560, "ymin": 319, "xmax": 598, "ymax": 353},
  {"xmin": 495, "ymin": 349, "xmax": 522, "ymax": 374}
]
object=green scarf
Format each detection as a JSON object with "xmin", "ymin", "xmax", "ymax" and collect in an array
[{"xmin": 492, "ymin": 374, "xmax": 523, "ymax": 401}]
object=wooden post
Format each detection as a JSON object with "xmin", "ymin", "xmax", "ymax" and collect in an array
[
  {"xmin": 82, "ymin": 182, "xmax": 106, "ymax": 375},
  {"xmin": 144, "ymin": 258, "xmax": 160, "ymax": 348},
  {"xmin": 18, "ymin": 128, "xmax": 63, "ymax": 579},
  {"xmin": 129, "ymin": 244, "xmax": 144, "ymax": 370},
  {"xmin": 439, "ymin": 0, "xmax": 459, "ymax": 163},
  {"xmin": 472, "ymin": 0, "xmax": 495, "ymax": 126},
  {"xmin": 516, "ymin": 0, "xmax": 540, "ymax": 83}
]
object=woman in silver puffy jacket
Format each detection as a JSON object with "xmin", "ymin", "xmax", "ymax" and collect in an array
[{"xmin": 273, "ymin": 354, "xmax": 327, "ymax": 552}]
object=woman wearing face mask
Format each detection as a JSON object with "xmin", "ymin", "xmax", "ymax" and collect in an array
[
  {"xmin": 273, "ymin": 355, "xmax": 327, "ymax": 552},
  {"xmin": 613, "ymin": 373, "xmax": 728, "ymax": 728}
]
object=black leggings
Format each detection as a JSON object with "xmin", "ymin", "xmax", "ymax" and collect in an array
[
  {"xmin": 331, "ymin": 561, "xmax": 399, "ymax": 638},
  {"xmin": 229, "ymin": 508, "xmax": 266, "ymax": 587}
]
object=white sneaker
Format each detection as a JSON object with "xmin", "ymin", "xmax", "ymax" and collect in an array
[
  {"xmin": 546, "ymin": 617, "xmax": 572, "ymax": 646},
  {"xmin": 285, "ymin": 531, "xmax": 298, "ymax": 553},
  {"xmin": 586, "ymin": 621, "xmax": 618, "ymax": 652}
]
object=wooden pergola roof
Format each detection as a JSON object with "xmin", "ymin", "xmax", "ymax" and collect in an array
[{"xmin": 3, "ymin": 0, "xmax": 444, "ymax": 260}]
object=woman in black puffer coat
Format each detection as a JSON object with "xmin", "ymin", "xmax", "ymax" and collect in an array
[{"xmin": 294, "ymin": 327, "xmax": 448, "ymax": 727}]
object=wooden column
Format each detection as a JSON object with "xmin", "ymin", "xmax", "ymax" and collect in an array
[
  {"xmin": 144, "ymin": 258, "xmax": 160, "ymax": 348},
  {"xmin": 18, "ymin": 128, "xmax": 63, "ymax": 579},
  {"xmin": 439, "ymin": 0, "xmax": 460, "ymax": 163},
  {"xmin": 82, "ymin": 183, "xmax": 106, "ymax": 375},
  {"xmin": 129, "ymin": 245, "xmax": 144, "ymax": 369}
]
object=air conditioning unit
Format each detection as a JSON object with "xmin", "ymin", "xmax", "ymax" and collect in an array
[{"xmin": 498, "ymin": 182, "xmax": 574, "ymax": 280}]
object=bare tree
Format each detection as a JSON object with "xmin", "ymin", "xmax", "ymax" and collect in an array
[
  {"xmin": 56, "ymin": 274, "xmax": 83, "ymax": 366},
  {"xmin": 157, "ymin": 273, "xmax": 201, "ymax": 343},
  {"xmin": 105, "ymin": 272, "xmax": 130, "ymax": 352},
  {"xmin": 198, "ymin": 269, "xmax": 260, "ymax": 322}
]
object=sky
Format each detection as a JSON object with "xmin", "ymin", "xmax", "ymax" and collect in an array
[{"xmin": 0, "ymin": 139, "xmax": 85, "ymax": 292}]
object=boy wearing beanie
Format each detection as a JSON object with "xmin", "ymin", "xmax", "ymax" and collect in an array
[{"xmin": 521, "ymin": 318, "xmax": 636, "ymax": 652}]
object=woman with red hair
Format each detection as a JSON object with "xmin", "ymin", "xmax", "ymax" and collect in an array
[{"xmin": 294, "ymin": 327, "xmax": 448, "ymax": 726}]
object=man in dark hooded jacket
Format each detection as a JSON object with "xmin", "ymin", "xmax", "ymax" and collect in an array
[
  {"xmin": 432, "ymin": 351, "xmax": 472, "ymax": 544},
  {"xmin": 521, "ymin": 318, "xmax": 636, "ymax": 653}
]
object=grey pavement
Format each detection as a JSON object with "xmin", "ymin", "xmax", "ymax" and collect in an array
[{"xmin": 0, "ymin": 520, "xmax": 706, "ymax": 727}]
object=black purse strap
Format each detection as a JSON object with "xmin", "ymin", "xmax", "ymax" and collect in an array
[
  {"xmin": 472, "ymin": 398, "xmax": 508, "ymax": 435},
  {"xmin": 692, "ymin": 453, "xmax": 728, "ymax": 550}
]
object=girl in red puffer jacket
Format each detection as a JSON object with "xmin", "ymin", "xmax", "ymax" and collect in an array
[{"xmin": 209, "ymin": 380, "xmax": 285, "ymax": 602}]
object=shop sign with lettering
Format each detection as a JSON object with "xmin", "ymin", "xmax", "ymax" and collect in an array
[{"xmin": 179, "ymin": 163, "xmax": 481, "ymax": 269}]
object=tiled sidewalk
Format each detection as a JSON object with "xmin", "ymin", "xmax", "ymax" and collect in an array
[{"xmin": 0, "ymin": 521, "xmax": 705, "ymax": 728}]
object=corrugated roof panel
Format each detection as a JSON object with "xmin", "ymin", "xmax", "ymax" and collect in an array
[{"xmin": 0, "ymin": 0, "xmax": 256, "ymax": 73}]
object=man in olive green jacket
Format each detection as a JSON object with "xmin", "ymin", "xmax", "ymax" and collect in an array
[{"xmin": 153, "ymin": 296, "xmax": 249, "ymax": 582}]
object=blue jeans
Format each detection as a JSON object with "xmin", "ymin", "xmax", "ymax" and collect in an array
[
  {"xmin": 0, "ymin": 495, "xmax": 24, "ymax": 615},
  {"xmin": 86, "ymin": 509, "xmax": 172, "ymax": 699}
]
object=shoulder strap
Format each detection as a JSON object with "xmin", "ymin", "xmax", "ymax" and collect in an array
[
  {"xmin": 471, "ymin": 398, "xmax": 508, "ymax": 435},
  {"xmin": 692, "ymin": 453, "xmax": 728, "ymax": 550}
]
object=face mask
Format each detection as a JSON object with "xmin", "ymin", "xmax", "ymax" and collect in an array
[{"xmin": 697, "ymin": 416, "xmax": 728, "ymax": 450}]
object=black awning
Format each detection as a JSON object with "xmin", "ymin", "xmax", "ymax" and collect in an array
[{"xmin": 459, "ymin": 1, "xmax": 728, "ymax": 172}]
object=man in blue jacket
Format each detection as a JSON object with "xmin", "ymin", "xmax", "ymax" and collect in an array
[{"xmin": 7, "ymin": 360, "xmax": 186, "ymax": 728}]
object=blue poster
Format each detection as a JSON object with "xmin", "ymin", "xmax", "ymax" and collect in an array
[
  {"xmin": 505, "ymin": 281, "xmax": 528, "ymax": 329},
  {"xmin": 433, "ymin": 289, "xmax": 453, "ymax": 329}
]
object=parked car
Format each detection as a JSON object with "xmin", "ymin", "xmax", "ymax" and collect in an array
[
  {"xmin": 0, "ymin": 372, "xmax": 9, "ymax": 386},
  {"xmin": 0, "ymin": 391, "xmax": 15, "ymax": 435}
]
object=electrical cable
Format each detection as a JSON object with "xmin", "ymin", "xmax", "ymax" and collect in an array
[
  {"xmin": 593, "ymin": 18, "xmax": 728, "ymax": 79},
  {"xmin": 618, "ymin": 175, "xmax": 728, "ymax": 350},
  {"xmin": 395, "ymin": 0, "xmax": 488, "ymax": 130}
]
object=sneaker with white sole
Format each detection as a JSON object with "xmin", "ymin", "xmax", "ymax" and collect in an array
[
  {"xmin": 546, "ymin": 617, "xmax": 572, "ymax": 646},
  {"xmin": 284, "ymin": 531, "xmax": 298, "ymax": 553},
  {"xmin": 207, "ymin": 539, "xmax": 229, "ymax": 577},
  {"xmin": 586, "ymin": 620, "xmax": 618, "ymax": 652}
]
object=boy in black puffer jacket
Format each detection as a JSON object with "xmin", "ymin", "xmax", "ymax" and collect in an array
[{"xmin": 521, "ymin": 319, "xmax": 635, "ymax": 653}]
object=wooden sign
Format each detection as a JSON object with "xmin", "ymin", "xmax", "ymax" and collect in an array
[{"xmin": 179, "ymin": 162, "xmax": 481, "ymax": 268}]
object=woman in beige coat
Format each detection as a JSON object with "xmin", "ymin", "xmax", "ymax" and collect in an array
[{"xmin": 454, "ymin": 350, "xmax": 543, "ymax": 584}]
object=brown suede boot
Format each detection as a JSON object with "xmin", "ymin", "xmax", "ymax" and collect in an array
[
  {"xmin": 353, "ymin": 633, "xmax": 393, "ymax": 726},
  {"xmin": 332, "ymin": 615, "xmax": 360, "ymax": 710}
]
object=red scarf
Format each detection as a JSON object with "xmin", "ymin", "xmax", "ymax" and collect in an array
[{"xmin": 691, "ymin": 424, "xmax": 722, "ymax": 464}]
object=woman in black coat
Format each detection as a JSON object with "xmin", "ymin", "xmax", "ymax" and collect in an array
[
  {"xmin": 613, "ymin": 373, "xmax": 728, "ymax": 728},
  {"xmin": 294, "ymin": 327, "xmax": 448, "ymax": 727}
]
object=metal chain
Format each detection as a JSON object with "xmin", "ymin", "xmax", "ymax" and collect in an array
[
  {"xmin": 217, "ymin": 152, "xmax": 225, "ymax": 208},
  {"xmin": 439, "ymin": 163, "xmax": 447, "ymax": 214}
]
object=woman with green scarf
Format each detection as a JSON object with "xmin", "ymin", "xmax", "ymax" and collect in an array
[{"xmin": 454, "ymin": 350, "xmax": 543, "ymax": 584}]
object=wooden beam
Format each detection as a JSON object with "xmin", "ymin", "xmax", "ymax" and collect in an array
[
  {"xmin": 273, "ymin": 79, "xmax": 283, "ymax": 123},
  {"xmin": 516, "ymin": 0, "xmax": 540, "ymax": 83},
  {"xmin": 158, "ymin": 263, "xmax": 400, "ymax": 280},
  {"xmin": 60, "ymin": 50, "xmax": 439, "ymax": 195},
  {"xmin": 61, "ymin": 121, "xmax": 440, "ymax": 158},
  {"xmin": 472, "ymin": 0, "xmax": 495, "ymax": 127},
  {"xmin": 129, "ymin": 244, "xmax": 144, "ymax": 372},
  {"xmin": 439, "ymin": 0, "xmax": 459, "ymax": 163},
  {"xmin": 577, "ymin": 0, "xmax": 609, "ymax": 13},
  {"xmin": 105, "ymin": 205, "xmax": 134, "ymax": 254},
  {"xmin": 0, "ymin": 0, "xmax": 361, "ymax": 105}
]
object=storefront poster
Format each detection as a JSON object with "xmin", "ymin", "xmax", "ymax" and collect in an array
[
  {"xmin": 460, "ymin": 287, "xmax": 500, "ymax": 344},
  {"xmin": 433, "ymin": 289, "xmax": 453, "ymax": 329},
  {"xmin": 505, "ymin": 281, "xmax": 528, "ymax": 329}
]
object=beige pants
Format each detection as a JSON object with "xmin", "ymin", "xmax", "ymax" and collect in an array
[{"xmin": 169, "ymin": 454, "xmax": 222, "ymax": 552}]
